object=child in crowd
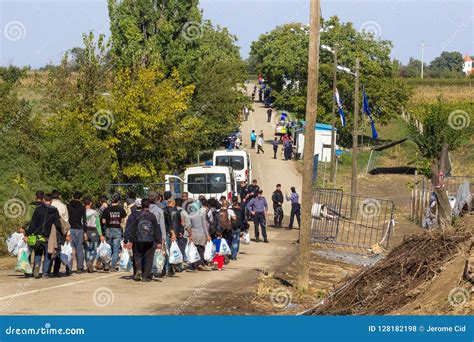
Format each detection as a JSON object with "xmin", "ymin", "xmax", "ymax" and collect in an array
[{"xmin": 212, "ymin": 231, "xmax": 225, "ymax": 271}]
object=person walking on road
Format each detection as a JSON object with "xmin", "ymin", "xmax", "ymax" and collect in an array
[
  {"xmin": 217, "ymin": 200, "xmax": 236, "ymax": 265},
  {"xmin": 250, "ymin": 130, "xmax": 257, "ymax": 149},
  {"xmin": 243, "ymin": 106, "xmax": 250, "ymax": 121},
  {"xmin": 286, "ymin": 187, "xmax": 301, "ymax": 230},
  {"xmin": 25, "ymin": 193, "xmax": 62, "ymax": 279},
  {"xmin": 83, "ymin": 197, "xmax": 102, "ymax": 273},
  {"xmin": 101, "ymin": 195, "xmax": 127, "ymax": 271},
  {"xmin": 230, "ymin": 200, "xmax": 245, "ymax": 260},
  {"xmin": 188, "ymin": 197, "xmax": 211, "ymax": 271},
  {"xmin": 149, "ymin": 192, "xmax": 167, "ymax": 251},
  {"xmin": 67, "ymin": 191, "xmax": 87, "ymax": 273},
  {"xmin": 272, "ymin": 137, "xmax": 279, "ymax": 159},
  {"xmin": 50, "ymin": 190, "xmax": 71, "ymax": 277},
  {"xmin": 272, "ymin": 184, "xmax": 284, "ymax": 228},
  {"xmin": 124, "ymin": 199, "xmax": 162, "ymax": 282},
  {"xmin": 267, "ymin": 108, "xmax": 273, "ymax": 122},
  {"xmin": 162, "ymin": 199, "xmax": 178, "ymax": 276},
  {"xmin": 257, "ymin": 135, "xmax": 264, "ymax": 154},
  {"xmin": 248, "ymin": 190, "xmax": 269, "ymax": 243}
]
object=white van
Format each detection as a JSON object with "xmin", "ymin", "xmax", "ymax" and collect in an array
[
  {"xmin": 166, "ymin": 166, "xmax": 237, "ymax": 200},
  {"xmin": 212, "ymin": 149, "xmax": 252, "ymax": 184}
]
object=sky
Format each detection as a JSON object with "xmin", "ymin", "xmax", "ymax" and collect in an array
[{"xmin": 0, "ymin": 0, "xmax": 473, "ymax": 68}]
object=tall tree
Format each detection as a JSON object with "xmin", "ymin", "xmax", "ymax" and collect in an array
[
  {"xmin": 191, "ymin": 22, "xmax": 249, "ymax": 149},
  {"xmin": 428, "ymin": 51, "xmax": 464, "ymax": 78},
  {"xmin": 107, "ymin": 0, "xmax": 201, "ymax": 77},
  {"xmin": 108, "ymin": 2, "xmax": 248, "ymax": 156}
]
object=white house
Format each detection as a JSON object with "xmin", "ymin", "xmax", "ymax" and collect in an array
[{"xmin": 463, "ymin": 55, "xmax": 473, "ymax": 76}]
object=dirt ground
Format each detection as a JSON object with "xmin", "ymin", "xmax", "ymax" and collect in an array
[
  {"xmin": 177, "ymin": 234, "xmax": 363, "ymax": 315},
  {"xmin": 180, "ymin": 215, "xmax": 473, "ymax": 316}
]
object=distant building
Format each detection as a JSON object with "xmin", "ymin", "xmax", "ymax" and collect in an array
[{"xmin": 463, "ymin": 55, "xmax": 473, "ymax": 76}]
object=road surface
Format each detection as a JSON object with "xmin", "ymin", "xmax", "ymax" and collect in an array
[{"xmin": 0, "ymin": 90, "xmax": 302, "ymax": 315}]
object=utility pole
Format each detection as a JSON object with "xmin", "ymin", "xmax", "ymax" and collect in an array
[
  {"xmin": 351, "ymin": 58, "xmax": 360, "ymax": 199},
  {"xmin": 329, "ymin": 45, "xmax": 338, "ymax": 185},
  {"xmin": 420, "ymin": 41, "xmax": 425, "ymax": 79},
  {"xmin": 297, "ymin": 0, "xmax": 321, "ymax": 293}
]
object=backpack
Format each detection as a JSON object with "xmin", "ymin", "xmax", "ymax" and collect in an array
[
  {"xmin": 218, "ymin": 210, "xmax": 232, "ymax": 232},
  {"xmin": 207, "ymin": 209, "xmax": 219, "ymax": 236},
  {"xmin": 171, "ymin": 209, "xmax": 184, "ymax": 235},
  {"xmin": 136, "ymin": 214, "xmax": 154, "ymax": 243}
]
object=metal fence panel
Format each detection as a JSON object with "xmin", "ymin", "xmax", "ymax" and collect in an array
[
  {"xmin": 311, "ymin": 188, "xmax": 395, "ymax": 248},
  {"xmin": 443, "ymin": 176, "xmax": 474, "ymax": 197}
]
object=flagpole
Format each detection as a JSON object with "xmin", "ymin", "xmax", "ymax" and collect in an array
[{"xmin": 329, "ymin": 45, "xmax": 338, "ymax": 185}]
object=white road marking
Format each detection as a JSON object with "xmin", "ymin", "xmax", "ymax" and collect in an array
[{"xmin": 0, "ymin": 273, "xmax": 118, "ymax": 301}]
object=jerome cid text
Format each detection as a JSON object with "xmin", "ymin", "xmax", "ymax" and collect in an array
[{"xmin": 427, "ymin": 325, "xmax": 466, "ymax": 333}]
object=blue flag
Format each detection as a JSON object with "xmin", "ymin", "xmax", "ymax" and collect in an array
[
  {"xmin": 363, "ymin": 86, "xmax": 378, "ymax": 140},
  {"xmin": 334, "ymin": 88, "xmax": 346, "ymax": 127}
]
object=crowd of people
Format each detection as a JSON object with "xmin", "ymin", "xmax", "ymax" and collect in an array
[{"xmin": 15, "ymin": 181, "xmax": 300, "ymax": 283}]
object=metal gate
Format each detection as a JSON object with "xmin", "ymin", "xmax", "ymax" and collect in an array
[{"xmin": 311, "ymin": 188, "xmax": 395, "ymax": 248}]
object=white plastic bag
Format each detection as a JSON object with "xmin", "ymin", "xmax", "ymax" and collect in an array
[
  {"xmin": 97, "ymin": 241, "xmax": 112, "ymax": 264},
  {"xmin": 15, "ymin": 242, "xmax": 32, "ymax": 274},
  {"xmin": 240, "ymin": 232, "xmax": 250, "ymax": 245},
  {"xmin": 169, "ymin": 241, "xmax": 183, "ymax": 264},
  {"xmin": 204, "ymin": 241, "xmax": 215, "ymax": 262},
  {"xmin": 219, "ymin": 238, "xmax": 231, "ymax": 256},
  {"xmin": 7, "ymin": 232, "xmax": 24, "ymax": 256},
  {"xmin": 152, "ymin": 249, "xmax": 166, "ymax": 275},
  {"xmin": 185, "ymin": 241, "xmax": 201, "ymax": 263},
  {"xmin": 119, "ymin": 248, "xmax": 132, "ymax": 272},
  {"xmin": 60, "ymin": 241, "xmax": 73, "ymax": 267}
]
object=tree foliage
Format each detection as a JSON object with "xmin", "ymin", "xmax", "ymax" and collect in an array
[
  {"xmin": 107, "ymin": 0, "xmax": 201, "ymax": 76},
  {"xmin": 408, "ymin": 100, "xmax": 471, "ymax": 177},
  {"xmin": 400, "ymin": 51, "xmax": 465, "ymax": 79},
  {"xmin": 105, "ymin": 66, "xmax": 197, "ymax": 181},
  {"xmin": 399, "ymin": 58, "xmax": 422, "ymax": 78},
  {"xmin": 428, "ymin": 51, "xmax": 464, "ymax": 78},
  {"xmin": 108, "ymin": 1, "xmax": 248, "ymax": 158},
  {"xmin": 249, "ymin": 16, "xmax": 412, "ymax": 128},
  {"xmin": 191, "ymin": 22, "xmax": 248, "ymax": 149}
]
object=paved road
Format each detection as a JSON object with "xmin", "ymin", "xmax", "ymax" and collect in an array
[
  {"xmin": 242, "ymin": 85, "xmax": 302, "ymax": 215},
  {"xmin": 0, "ymin": 90, "xmax": 302, "ymax": 315}
]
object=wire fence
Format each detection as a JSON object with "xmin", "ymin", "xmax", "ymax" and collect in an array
[{"xmin": 311, "ymin": 188, "xmax": 395, "ymax": 249}]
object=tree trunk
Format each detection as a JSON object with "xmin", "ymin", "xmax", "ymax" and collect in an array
[
  {"xmin": 431, "ymin": 143, "xmax": 452, "ymax": 229},
  {"xmin": 434, "ymin": 187, "xmax": 451, "ymax": 229}
]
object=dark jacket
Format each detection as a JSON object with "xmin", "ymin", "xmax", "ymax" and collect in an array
[
  {"xmin": 272, "ymin": 190, "xmax": 284, "ymax": 207},
  {"xmin": 239, "ymin": 187, "xmax": 249, "ymax": 203},
  {"xmin": 67, "ymin": 200, "xmax": 86, "ymax": 231},
  {"xmin": 26, "ymin": 204, "xmax": 62, "ymax": 239},
  {"xmin": 124, "ymin": 210, "xmax": 162, "ymax": 245},
  {"xmin": 247, "ymin": 185, "xmax": 260, "ymax": 199},
  {"xmin": 231, "ymin": 205, "xmax": 245, "ymax": 231}
]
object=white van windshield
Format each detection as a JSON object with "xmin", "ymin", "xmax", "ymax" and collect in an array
[
  {"xmin": 215, "ymin": 156, "xmax": 245, "ymax": 171},
  {"xmin": 187, "ymin": 173, "xmax": 227, "ymax": 193}
]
